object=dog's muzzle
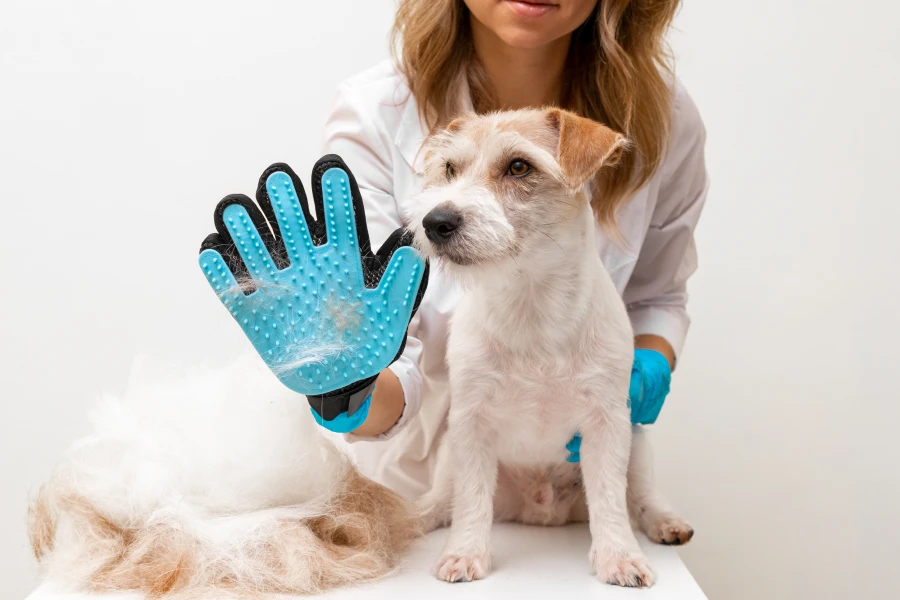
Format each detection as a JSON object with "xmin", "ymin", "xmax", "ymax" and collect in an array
[{"xmin": 422, "ymin": 208, "xmax": 462, "ymax": 245}]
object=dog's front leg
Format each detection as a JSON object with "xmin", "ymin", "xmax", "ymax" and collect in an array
[
  {"xmin": 580, "ymin": 409, "xmax": 655, "ymax": 587},
  {"xmin": 433, "ymin": 408, "xmax": 498, "ymax": 583}
]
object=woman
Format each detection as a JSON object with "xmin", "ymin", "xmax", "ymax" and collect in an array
[{"xmin": 322, "ymin": 0, "xmax": 707, "ymax": 505}]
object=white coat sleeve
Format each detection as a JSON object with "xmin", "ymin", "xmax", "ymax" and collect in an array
[
  {"xmin": 321, "ymin": 83, "xmax": 424, "ymax": 439},
  {"xmin": 623, "ymin": 84, "xmax": 709, "ymax": 362}
]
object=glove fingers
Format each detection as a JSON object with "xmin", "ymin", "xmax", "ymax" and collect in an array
[
  {"xmin": 200, "ymin": 232, "xmax": 247, "ymax": 282},
  {"xmin": 373, "ymin": 228, "xmax": 414, "ymax": 261},
  {"xmin": 214, "ymin": 194, "xmax": 281, "ymax": 287},
  {"xmin": 373, "ymin": 246, "xmax": 426, "ymax": 311},
  {"xmin": 256, "ymin": 163, "xmax": 318, "ymax": 270},
  {"xmin": 311, "ymin": 155, "xmax": 372, "ymax": 256},
  {"xmin": 361, "ymin": 228, "xmax": 410, "ymax": 287},
  {"xmin": 198, "ymin": 248, "xmax": 242, "ymax": 310},
  {"xmin": 373, "ymin": 228, "xmax": 430, "ymax": 316}
]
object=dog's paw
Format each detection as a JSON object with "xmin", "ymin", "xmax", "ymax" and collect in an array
[
  {"xmin": 433, "ymin": 552, "xmax": 490, "ymax": 583},
  {"xmin": 643, "ymin": 512, "xmax": 695, "ymax": 546},
  {"xmin": 590, "ymin": 549, "xmax": 655, "ymax": 588}
]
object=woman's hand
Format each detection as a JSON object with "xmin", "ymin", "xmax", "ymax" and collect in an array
[
  {"xmin": 198, "ymin": 155, "xmax": 428, "ymax": 433},
  {"xmin": 566, "ymin": 343, "xmax": 673, "ymax": 462},
  {"xmin": 628, "ymin": 347, "xmax": 672, "ymax": 424}
]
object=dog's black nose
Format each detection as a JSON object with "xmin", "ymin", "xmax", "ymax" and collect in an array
[{"xmin": 422, "ymin": 209, "xmax": 462, "ymax": 244}]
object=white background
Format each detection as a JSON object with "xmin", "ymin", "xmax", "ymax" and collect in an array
[{"xmin": 1, "ymin": 1, "xmax": 898, "ymax": 599}]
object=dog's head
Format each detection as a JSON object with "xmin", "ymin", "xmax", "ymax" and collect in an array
[{"xmin": 409, "ymin": 108, "xmax": 626, "ymax": 277}]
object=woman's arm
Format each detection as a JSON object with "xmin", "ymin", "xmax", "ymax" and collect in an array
[
  {"xmin": 351, "ymin": 369, "xmax": 405, "ymax": 436},
  {"xmin": 624, "ymin": 82, "xmax": 708, "ymax": 366},
  {"xmin": 322, "ymin": 82, "xmax": 424, "ymax": 438},
  {"xmin": 634, "ymin": 334, "xmax": 675, "ymax": 370}
]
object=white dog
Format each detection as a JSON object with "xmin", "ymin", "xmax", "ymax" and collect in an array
[{"xmin": 409, "ymin": 108, "xmax": 693, "ymax": 587}]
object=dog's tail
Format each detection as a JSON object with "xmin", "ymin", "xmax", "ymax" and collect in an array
[{"xmin": 28, "ymin": 354, "xmax": 419, "ymax": 598}]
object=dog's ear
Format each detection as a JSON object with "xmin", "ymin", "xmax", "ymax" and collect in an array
[
  {"xmin": 445, "ymin": 115, "xmax": 469, "ymax": 133},
  {"xmin": 546, "ymin": 108, "xmax": 628, "ymax": 189},
  {"xmin": 440, "ymin": 111, "xmax": 476, "ymax": 135}
]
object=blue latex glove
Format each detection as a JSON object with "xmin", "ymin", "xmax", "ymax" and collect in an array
[
  {"xmin": 628, "ymin": 348, "xmax": 672, "ymax": 424},
  {"xmin": 566, "ymin": 348, "xmax": 672, "ymax": 462},
  {"xmin": 199, "ymin": 156, "xmax": 428, "ymax": 433}
]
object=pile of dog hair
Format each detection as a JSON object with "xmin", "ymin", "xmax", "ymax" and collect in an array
[{"xmin": 28, "ymin": 354, "xmax": 419, "ymax": 598}]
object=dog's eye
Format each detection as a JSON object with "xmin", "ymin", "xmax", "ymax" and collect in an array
[
  {"xmin": 507, "ymin": 159, "xmax": 531, "ymax": 178},
  {"xmin": 445, "ymin": 162, "xmax": 456, "ymax": 180}
]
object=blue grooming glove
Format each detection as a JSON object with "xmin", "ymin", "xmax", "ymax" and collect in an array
[
  {"xmin": 628, "ymin": 348, "xmax": 672, "ymax": 424},
  {"xmin": 566, "ymin": 348, "xmax": 672, "ymax": 462},
  {"xmin": 199, "ymin": 156, "xmax": 428, "ymax": 433}
]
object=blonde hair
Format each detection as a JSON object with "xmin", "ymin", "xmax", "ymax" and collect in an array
[{"xmin": 392, "ymin": 0, "xmax": 681, "ymax": 223}]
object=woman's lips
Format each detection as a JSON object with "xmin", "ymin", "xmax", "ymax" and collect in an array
[{"xmin": 504, "ymin": 1, "xmax": 559, "ymax": 18}]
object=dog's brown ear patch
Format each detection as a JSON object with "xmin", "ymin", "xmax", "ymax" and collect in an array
[
  {"xmin": 446, "ymin": 117, "xmax": 466, "ymax": 133},
  {"xmin": 547, "ymin": 108, "xmax": 628, "ymax": 189},
  {"xmin": 444, "ymin": 114, "xmax": 472, "ymax": 134}
]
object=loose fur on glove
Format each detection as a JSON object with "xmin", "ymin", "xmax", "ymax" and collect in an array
[{"xmin": 28, "ymin": 354, "xmax": 419, "ymax": 598}]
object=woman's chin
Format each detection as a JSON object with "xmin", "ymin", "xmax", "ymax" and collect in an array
[{"xmin": 494, "ymin": 27, "xmax": 562, "ymax": 50}]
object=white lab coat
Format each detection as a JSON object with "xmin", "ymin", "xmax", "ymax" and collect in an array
[{"xmin": 321, "ymin": 60, "xmax": 708, "ymax": 500}]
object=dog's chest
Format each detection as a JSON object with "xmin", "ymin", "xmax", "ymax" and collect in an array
[
  {"xmin": 447, "ymin": 279, "xmax": 631, "ymax": 467},
  {"xmin": 480, "ymin": 367, "xmax": 591, "ymax": 465}
]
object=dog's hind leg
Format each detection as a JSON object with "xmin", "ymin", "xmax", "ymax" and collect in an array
[{"xmin": 627, "ymin": 425, "xmax": 695, "ymax": 545}]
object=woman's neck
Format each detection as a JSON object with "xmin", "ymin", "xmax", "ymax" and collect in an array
[{"xmin": 470, "ymin": 15, "xmax": 570, "ymax": 110}]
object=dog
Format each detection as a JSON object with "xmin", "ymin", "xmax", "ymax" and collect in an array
[{"xmin": 409, "ymin": 108, "xmax": 694, "ymax": 587}]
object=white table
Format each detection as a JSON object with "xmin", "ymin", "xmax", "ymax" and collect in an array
[{"xmin": 27, "ymin": 523, "xmax": 706, "ymax": 599}]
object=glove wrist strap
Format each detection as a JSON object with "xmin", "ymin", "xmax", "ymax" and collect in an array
[{"xmin": 307, "ymin": 376, "xmax": 377, "ymax": 422}]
